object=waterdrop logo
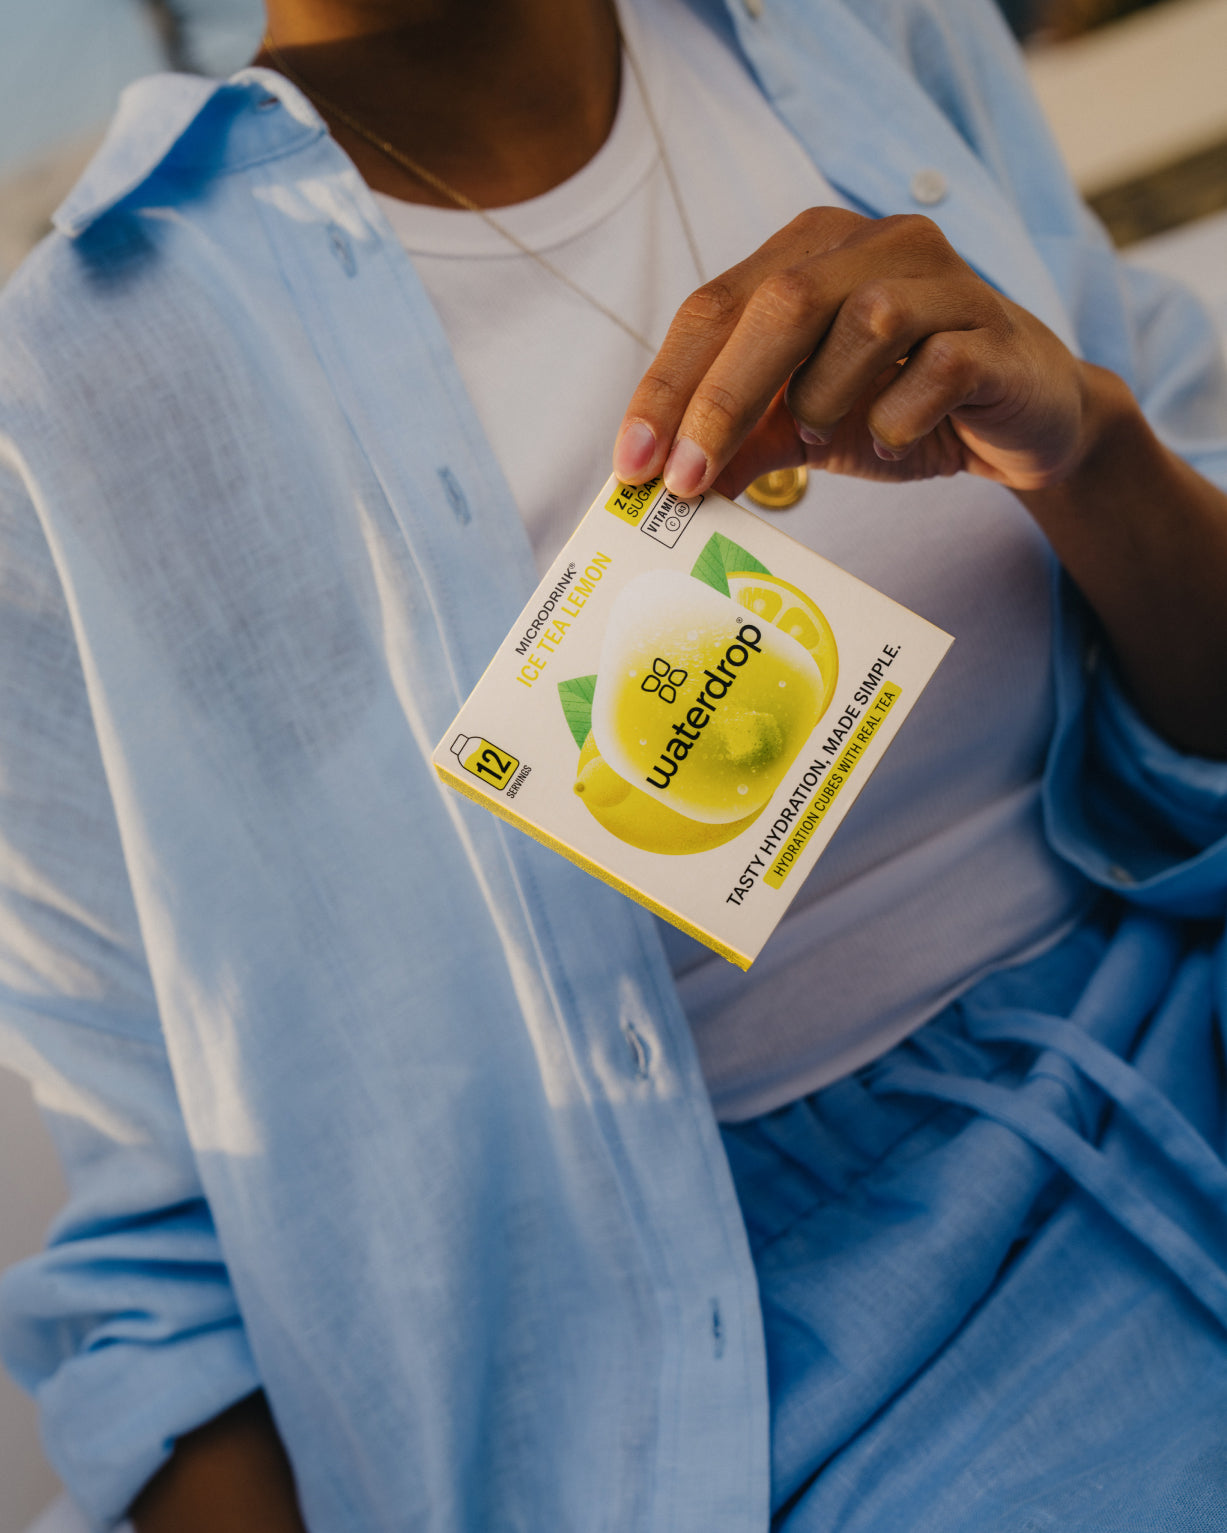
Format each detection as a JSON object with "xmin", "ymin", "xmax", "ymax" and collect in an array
[{"xmin": 641, "ymin": 657, "xmax": 688, "ymax": 704}]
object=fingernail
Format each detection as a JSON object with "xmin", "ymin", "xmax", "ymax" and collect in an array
[
  {"xmin": 663, "ymin": 437, "xmax": 707, "ymax": 498},
  {"xmin": 798, "ymin": 426, "xmax": 829, "ymax": 446},
  {"xmin": 873, "ymin": 440, "xmax": 905, "ymax": 461},
  {"xmin": 613, "ymin": 421, "xmax": 656, "ymax": 481}
]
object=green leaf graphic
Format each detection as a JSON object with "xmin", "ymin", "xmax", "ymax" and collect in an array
[
  {"xmin": 558, "ymin": 675, "xmax": 598, "ymax": 750},
  {"xmin": 689, "ymin": 531, "xmax": 771, "ymax": 596}
]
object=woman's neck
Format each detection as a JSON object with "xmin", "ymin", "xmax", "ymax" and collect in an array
[{"xmin": 256, "ymin": 0, "xmax": 622, "ymax": 207}]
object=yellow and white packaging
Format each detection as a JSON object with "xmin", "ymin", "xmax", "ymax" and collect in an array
[{"xmin": 433, "ymin": 474, "xmax": 953, "ymax": 968}]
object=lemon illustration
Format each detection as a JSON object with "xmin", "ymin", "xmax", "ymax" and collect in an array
[
  {"xmin": 572, "ymin": 732, "xmax": 757, "ymax": 854},
  {"xmin": 725, "ymin": 571, "xmax": 839, "ymax": 718},
  {"xmin": 591, "ymin": 570, "xmax": 827, "ymax": 824}
]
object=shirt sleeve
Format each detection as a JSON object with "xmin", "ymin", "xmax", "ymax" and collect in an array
[
  {"xmin": 913, "ymin": 0, "xmax": 1227, "ymax": 917},
  {"xmin": 1036, "ymin": 181, "xmax": 1227, "ymax": 914},
  {"xmin": 1042, "ymin": 575, "xmax": 1227, "ymax": 921},
  {"xmin": 796, "ymin": 0, "xmax": 1227, "ymax": 910},
  {"xmin": 0, "ymin": 458, "xmax": 260, "ymax": 1528}
]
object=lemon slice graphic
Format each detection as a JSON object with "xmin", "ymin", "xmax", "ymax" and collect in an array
[
  {"xmin": 726, "ymin": 572, "xmax": 839, "ymax": 718},
  {"xmin": 572, "ymin": 732, "xmax": 758, "ymax": 855}
]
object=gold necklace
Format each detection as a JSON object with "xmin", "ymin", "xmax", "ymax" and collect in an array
[
  {"xmin": 260, "ymin": 31, "xmax": 807, "ymax": 510},
  {"xmin": 261, "ymin": 29, "xmax": 704, "ymax": 355}
]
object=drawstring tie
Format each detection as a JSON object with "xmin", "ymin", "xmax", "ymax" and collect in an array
[{"xmin": 870, "ymin": 920, "xmax": 1227, "ymax": 1330}]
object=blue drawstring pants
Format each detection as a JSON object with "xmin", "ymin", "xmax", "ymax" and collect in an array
[{"xmin": 723, "ymin": 903, "xmax": 1227, "ymax": 1530}]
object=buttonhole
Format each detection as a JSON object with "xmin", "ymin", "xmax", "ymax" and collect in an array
[
  {"xmin": 438, "ymin": 466, "xmax": 472, "ymax": 525},
  {"xmin": 327, "ymin": 224, "xmax": 357, "ymax": 277},
  {"xmin": 623, "ymin": 1021, "xmax": 651, "ymax": 1079}
]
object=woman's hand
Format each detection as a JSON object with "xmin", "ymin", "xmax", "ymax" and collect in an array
[
  {"xmin": 612, "ymin": 206, "xmax": 1227, "ymax": 758},
  {"xmin": 612, "ymin": 206, "xmax": 1093, "ymax": 501}
]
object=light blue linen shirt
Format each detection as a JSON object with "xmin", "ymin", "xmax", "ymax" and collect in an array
[{"xmin": 1, "ymin": 1, "xmax": 1226, "ymax": 1528}]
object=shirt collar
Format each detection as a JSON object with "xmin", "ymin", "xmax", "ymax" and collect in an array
[{"xmin": 53, "ymin": 67, "xmax": 324, "ymax": 239}]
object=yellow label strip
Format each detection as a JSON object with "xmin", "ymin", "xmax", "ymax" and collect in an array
[
  {"xmin": 763, "ymin": 683, "xmax": 902, "ymax": 889},
  {"xmin": 604, "ymin": 477, "xmax": 661, "ymax": 527}
]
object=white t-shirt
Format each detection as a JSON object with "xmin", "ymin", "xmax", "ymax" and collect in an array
[{"xmin": 375, "ymin": 0, "xmax": 1089, "ymax": 1120}]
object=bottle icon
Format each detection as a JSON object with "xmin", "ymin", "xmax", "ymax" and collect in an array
[{"xmin": 451, "ymin": 733, "xmax": 520, "ymax": 791}]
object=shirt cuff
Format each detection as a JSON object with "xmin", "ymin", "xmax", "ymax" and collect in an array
[
  {"xmin": 1043, "ymin": 584, "xmax": 1227, "ymax": 916},
  {"xmin": 1091, "ymin": 659, "xmax": 1227, "ymax": 850},
  {"xmin": 32, "ymin": 1317, "xmax": 256, "ymax": 1530},
  {"xmin": 2, "ymin": 1222, "xmax": 260, "ymax": 1529}
]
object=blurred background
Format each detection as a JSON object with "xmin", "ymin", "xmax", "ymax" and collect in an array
[
  {"xmin": 1, "ymin": 0, "xmax": 1226, "ymax": 1529},
  {"xmin": 4, "ymin": 0, "xmax": 1227, "ymax": 279}
]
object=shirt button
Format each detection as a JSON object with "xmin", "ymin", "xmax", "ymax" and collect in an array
[
  {"xmin": 909, "ymin": 168, "xmax": 948, "ymax": 206},
  {"xmin": 742, "ymin": 0, "xmax": 764, "ymax": 16}
]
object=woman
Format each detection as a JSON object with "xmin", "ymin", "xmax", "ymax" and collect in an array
[{"xmin": 1, "ymin": 0, "xmax": 1225, "ymax": 1528}]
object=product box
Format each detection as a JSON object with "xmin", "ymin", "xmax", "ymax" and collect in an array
[{"xmin": 433, "ymin": 474, "xmax": 952, "ymax": 968}]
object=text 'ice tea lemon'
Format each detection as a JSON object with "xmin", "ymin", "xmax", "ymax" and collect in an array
[
  {"xmin": 725, "ymin": 571, "xmax": 839, "ymax": 718},
  {"xmin": 591, "ymin": 570, "xmax": 826, "ymax": 824},
  {"xmin": 572, "ymin": 733, "xmax": 756, "ymax": 853}
]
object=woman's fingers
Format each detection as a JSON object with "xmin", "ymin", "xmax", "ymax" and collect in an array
[
  {"xmin": 612, "ymin": 206, "xmax": 870, "ymax": 486},
  {"xmin": 613, "ymin": 208, "xmax": 1024, "ymax": 498},
  {"xmin": 784, "ymin": 278, "xmax": 997, "ymax": 452},
  {"xmin": 662, "ymin": 264, "xmax": 847, "ymax": 495},
  {"xmin": 611, "ymin": 278, "xmax": 746, "ymax": 484},
  {"xmin": 611, "ymin": 205, "xmax": 1085, "ymax": 498},
  {"xmin": 656, "ymin": 277, "xmax": 997, "ymax": 497},
  {"xmin": 612, "ymin": 242, "xmax": 804, "ymax": 483}
]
